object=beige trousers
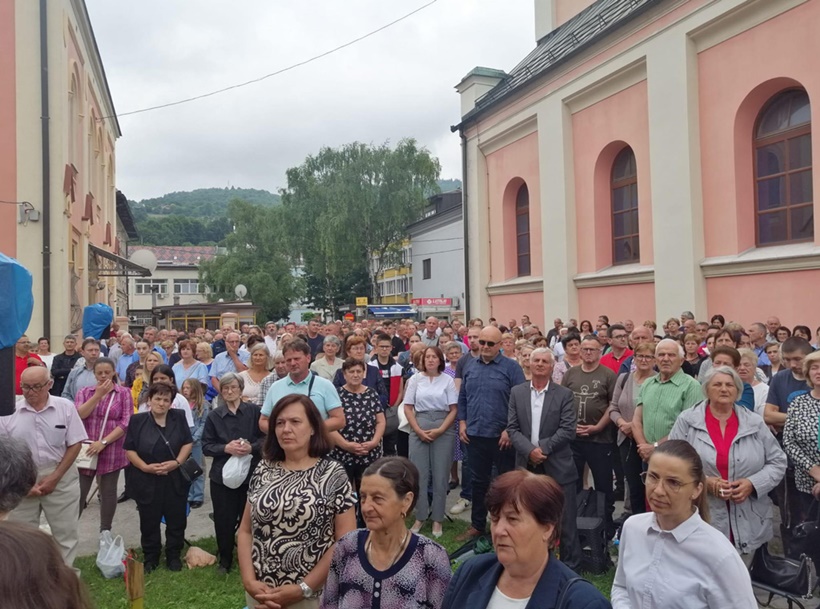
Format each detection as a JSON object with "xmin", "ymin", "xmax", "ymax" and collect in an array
[
  {"xmin": 244, "ymin": 592, "xmax": 320, "ymax": 609},
  {"xmin": 7, "ymin": 465, "xmax": 81, "ymax": 567}
]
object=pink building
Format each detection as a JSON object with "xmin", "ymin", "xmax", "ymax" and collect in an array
[
  {"xmin": 0, "ymin": 0, "xmax": 144, "ymax": 342},
  {"xmin": 454, "ymin": 0, "xmax": 819, "ymax": 331}
]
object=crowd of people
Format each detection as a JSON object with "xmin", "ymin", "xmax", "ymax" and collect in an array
[{"xmin": 4, "ymin": 311, "xmax": 820, "ymax": 608}]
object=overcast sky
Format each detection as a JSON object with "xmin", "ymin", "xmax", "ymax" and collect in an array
[{"xmin": 85, "ymin": 0, "xmax": 535, "ymax": 201}]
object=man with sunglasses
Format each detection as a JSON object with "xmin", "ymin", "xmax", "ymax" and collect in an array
[{"xmin": 456, "ymin": 326, "xmax": 525, "ymax": 541}]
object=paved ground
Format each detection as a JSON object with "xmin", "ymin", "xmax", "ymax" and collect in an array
[{"xmin": 70, "ymin": 462, "xmax": 808, "ymax": 608}]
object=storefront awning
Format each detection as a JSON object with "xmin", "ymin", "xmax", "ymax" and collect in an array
[
  {"xmin": 89, "ymin": 244, "xmax": 151, "ymax": 277},
  {"xmin": 368, "ymin": 305, "xmax": 415, "ymax": 318}
]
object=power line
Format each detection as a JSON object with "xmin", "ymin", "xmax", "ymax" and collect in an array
[{"xmin": 105, "ymin": 0, "xmax": 439, "ymax": 120}]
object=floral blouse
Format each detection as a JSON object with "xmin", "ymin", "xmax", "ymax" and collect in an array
[
  {"xmin": 329, "ymin": 387, "xmax": 383, "ymax": 468},
  {"xmin": 248, "ymin": 458, "xmax": 356, "ymax": 587},
  {"xmin": 784, "ymin": 392, "xmax": 820, "ymax": 494}
]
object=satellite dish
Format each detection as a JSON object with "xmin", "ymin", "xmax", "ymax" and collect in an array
[
  {"xmin": 129, "ymin": 249, "xmax": 158, "ymax": 274},
  {"xmin": 234, "ymin": 284, "xmax": 247, "ymax": 299}
]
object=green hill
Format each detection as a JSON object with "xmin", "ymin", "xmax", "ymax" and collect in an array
[{"xmin": 129, "ymin": 187, "xmax": 280, "ymax": 222}]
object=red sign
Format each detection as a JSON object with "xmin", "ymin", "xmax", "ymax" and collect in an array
[
  {"xmin": 411, "ymin": 298, "xmax": 452, "ymax": 306},
  {"xmin": 343, "ymin": 312, "xmax": 355, "ymax": 321}
]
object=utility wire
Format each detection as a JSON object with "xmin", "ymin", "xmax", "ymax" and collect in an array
[{"xmin": 105, "ymin": 0, "xmax": 439, "ymax": 120}]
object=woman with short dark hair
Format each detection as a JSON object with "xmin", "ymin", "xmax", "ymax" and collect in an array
[
  {"xmin": 443, "ymin": 470, "xmax": 609, "ymax": 608},
  {"xmin": 321, "ymin": 457, "xmax": 452, "ymax": 609},
  {"xmin": 238, "ymin": 395, "xmax": 356, "ymax": 609}
]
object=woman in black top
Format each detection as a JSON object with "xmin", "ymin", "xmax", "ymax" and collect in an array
[
  {"xmin": 124, "ymin": 383, "xmax": 192, "ymax": 573},
  {"xmin": 201, "ymin": 372, "xmax": 264, "ymax": 574}
]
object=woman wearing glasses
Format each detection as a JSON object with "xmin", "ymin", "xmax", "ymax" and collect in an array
[
  {"xmin": 611, "ymin": 440, "xmax": 756, "ymax": 607},
  {"xmin": 668, "ymin": 367, "xmax": 786, "ymax": 555}
]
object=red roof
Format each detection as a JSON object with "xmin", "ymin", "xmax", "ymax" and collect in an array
[{"xmin": 140, "ymin": 245, "xmax": 219, "ymax": 266}]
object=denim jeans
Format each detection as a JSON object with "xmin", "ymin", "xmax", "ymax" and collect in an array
[
  {"xmin": 467, "ymin": 435, "xmax": 515, "ymax": 532},
  {"xmin": 460, "ymin": 444, "xmax": 472, "ymax": 501},
  {"xmin": 187, "ymin": 442, "xmax": 205, "ymax": 503}
]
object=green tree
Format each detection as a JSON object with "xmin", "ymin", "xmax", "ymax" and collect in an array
[
  {"xmin": 199, "ymin": 199, "xmax": 297, "ymax": 322},
  {"xmin": 281, "ymin": 139, "xmax": 440, "ymax": 315}
]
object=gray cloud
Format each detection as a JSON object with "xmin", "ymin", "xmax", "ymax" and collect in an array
[{"xmin": 86, "ymin": 0, "xmax": 535, "ymax": 200}]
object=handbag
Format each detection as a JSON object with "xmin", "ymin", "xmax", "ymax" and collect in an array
[
  {"xmin": 154, "ymin": 419, "xmax": 203, "ymax": 483},
  {"xmin": 750, "ymin": 542, "xmax": 815, "ymax": 599},
  {"xmin": 790, "ymin": 499, "xmax": 820, "ymax": 567},
  {"xmin": 75, "ymin": 393, "xmax": 115, "ymax": 471}
]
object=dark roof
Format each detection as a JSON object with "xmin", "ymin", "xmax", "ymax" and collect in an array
[
  {"xmin": 455, "ymin": 0, "xmax": 664, "ymax": 129},
  {"xmin": 141, "ymin": 245, "xmax": 220, "ymax": 266},
  {"xmin": 116, "ymin": 190, "xmax": 139, "ymax": 240}
]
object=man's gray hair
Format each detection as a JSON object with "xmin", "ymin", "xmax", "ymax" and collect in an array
[
  {"xmin": 219, "ymin": 372, "xmax": 245, "ymax": 391},
  {"xmin": 530, "ymin": 347, "xmax": 555, "ymax": 362},
  {"xmin": 680, "ymin": 311, "xmax": 695, "ymax": 320},
  {"xmin": 655, "ymin": 338, "xmax": 684, "ymax": 358},
  {"xmin": 0, "ymin": 437, "xmax": 37, "ymax": 515},
  {"xmin": 64, "ymin": 334, "xmax": 77, "ymax": 341},
  {"xmin": 701, "ymin": 365, "xmax": 743, "ymax": 399}
]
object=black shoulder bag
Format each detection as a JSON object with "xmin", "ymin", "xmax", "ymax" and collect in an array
[
  {"xmin": 154, "ymin": 418, "xmax": 203, "ymax": 483},
  {"xmin": 750, "ymin": 542, "xmax": 815, "ymax": 599}
]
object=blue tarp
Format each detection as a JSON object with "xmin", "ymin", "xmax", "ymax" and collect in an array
[
  {"xmin": 368, "ymin": 305, "xmax": 415, "ymax": 318},
  {"xmin": 0, "ymin": 253, "xmax": 33, "ymax": 349},
  {"xmin": 83, "ymin": 303, "xmax": 114, "ymax": 340}
]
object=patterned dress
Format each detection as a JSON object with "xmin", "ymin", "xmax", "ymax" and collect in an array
[
  {"xmin": 248, "ymin": 458, "xmax": 356, "ymax": 587},
  {"xmin": 444, "ymin": 366, "xmax": 463, "ymax": 461},
  {"xmin": 320, "ymin": 529, "xmax": 452, "ymax": 609},
  {"xmin": 784, "ymin": 392, "xmax": 820, "ymax": 494},
  {"xmin": 329, "ymin": 387, "xmax": 384, "ymax": 468}
]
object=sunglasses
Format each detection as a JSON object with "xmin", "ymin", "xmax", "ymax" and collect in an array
[{"xmin": 478, "ymin": 340, "xmax": 497, "ymax": 347}]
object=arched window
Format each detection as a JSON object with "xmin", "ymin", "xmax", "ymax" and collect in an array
[
  {"xmin": 755, "ymin": 89, "xmax": 813, "ymax": 245},
  {"xmin": 611, "ymin": 147, "xmax": 639, "ymax": 264},
  {"xmin": 516, "ymin": 184, "xmax": 530, "ymax": 276}
]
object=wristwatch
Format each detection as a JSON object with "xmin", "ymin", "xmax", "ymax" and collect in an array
[
  {"xmin": 298, "ymin": 581, "xmax": 313, "ymax": 598},
  {"xmin": 101, "ymin": 439, "xmax": 108, "ymax": 446}
]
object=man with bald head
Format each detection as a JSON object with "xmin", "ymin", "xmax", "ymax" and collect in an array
[
  {"xmin": 419, "ymin": 316, "xmax": 440, "ymax": 347},
  {"xmin": 210, "ymin": 331, "xmax": 249, "ymax": 393},
  {"xmin": 0, "ymin": 367, "xmax": 87, "ymax": 566},
  {"xmin": 456, "ymin": 326, "xmax": 525, "ymax": 541},
  {"xmin": 618, "ymin": 325, "xmax": 655, "ymax": 375}
]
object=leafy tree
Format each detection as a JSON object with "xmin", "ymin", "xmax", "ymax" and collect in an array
[
  {"xmin": 199, "ymin": 199, "xmax": 297, "ymax": 322},
  {"xmin": 281, "ymin": 139, "xmax": 440, "ymax": 316}
]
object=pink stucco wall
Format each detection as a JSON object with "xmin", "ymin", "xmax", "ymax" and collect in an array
[
  {"xmin": 572, "ymin": 81, "xmax": 653, "ymax": 273},
  {"xmin": 0, "ymin": 0, "xmax": 16, "ymax": 257},
  {"xmin": 699, "ymin": 0, "xmax": 820, "ymax": 256},
  {"xmin": 489, "ymin": 292, "xmax": 545, "ymax": 329},
  {"xmin": 486, "ymin": 132, "xmax": 543, "ymax": 282},
  {"xmin": 577, "ymin": 283, "xmax": 655, "ymax": 325},
  {"xmin": 707, "ymin": 271, "xmax": 820, "ymax": 328}
]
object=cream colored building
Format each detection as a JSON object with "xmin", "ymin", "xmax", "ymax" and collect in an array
[{"xmin": 0, "ymin": 0, "xmax": 147, "ymax": 342}]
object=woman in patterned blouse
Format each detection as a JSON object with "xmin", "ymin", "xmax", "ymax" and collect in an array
[
  {"xmin": 321, "ymin": 456, "xmax": 452, "ymax": 609},
  {"xmin": 329, "ymin": 358, "xmax": 385, "ymax": 503},
  {"xmin": 75, "ymin": 357, "xmax": 132, "ymax": 533},
  {"xmin": 238, "ymin": 394, "xmax": 356, "ymax": 609},
  {"xmin": 784, "ymin": 350, "xmax": 820, "ymax": 512}
]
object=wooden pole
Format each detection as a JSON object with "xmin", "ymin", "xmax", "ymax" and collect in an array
[{"xmin": 126, "ymin": 554, "xmax": 145, "ymax": 609}]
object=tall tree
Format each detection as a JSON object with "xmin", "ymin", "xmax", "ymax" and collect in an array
[
  {"xmin": 281, "ymin": 139, "xmax": 440, "ymax": 316},
  {"xmin": 199, "ymin": 199, "xmax": 297, "ymax": 322}
]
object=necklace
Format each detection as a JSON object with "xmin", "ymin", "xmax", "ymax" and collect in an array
[{"xmin": 366, "ymin": 529, "xmax": 409, "ymax": 569}]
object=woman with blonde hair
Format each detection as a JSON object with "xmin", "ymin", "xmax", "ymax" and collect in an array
[
  {"xmin": 181, "ymin": 378, "xmax": 210, "ymax": 509},
  {"xmin": 132, "ymin": 351, "xmax": 164, "ymax": 412}
]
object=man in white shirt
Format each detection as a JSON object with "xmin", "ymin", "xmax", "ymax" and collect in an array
[
  {"xmin": 507, "ymin": 348, "xmax": 580, "ymax": 571},
  {"xmin": 418, "ymin": 316, "xmax": 441, "ymax": 347},
  {"xmin": 1, "ymin": 367, "xmax": 87, "ymax": 566}
]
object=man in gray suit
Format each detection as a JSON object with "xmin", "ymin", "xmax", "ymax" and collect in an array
[{"xmin": 507, "ymin": 347, "xmax": 581, "ymax": 571}]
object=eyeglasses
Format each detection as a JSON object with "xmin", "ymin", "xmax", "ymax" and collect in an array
[
  {"xmin": 634, "ymin": 354, "xmax": 656, "ymax": 361},
  {"xmin": 611, "ymin": 334, "xmax": 628, "ymax": 340},
  {"xmin": 20, "ymin": 382, "xmax": 49, "ymax": 392},
  {"xmin": 222, "ymin": 385, "xmax": 241, "ymax": 392},
  {"xmin": 478, "ymin": 340, "xmax": 497, "ymax": 347},
  {"xmin": 640, "ymin": 471, "xmax": 696, "ymax": 494}
]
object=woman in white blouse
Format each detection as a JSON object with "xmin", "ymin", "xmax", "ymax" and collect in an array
[
  {"xmin": 611, "ymin": 440, "xmax": 756, "ymax": 608},
  {"xmin": 404, "ymin": 346, "xmax": 458, "ymax": 539},
  {"xmin": 238, "ymin": 343, "xmax": 270, "ymax": 406}
]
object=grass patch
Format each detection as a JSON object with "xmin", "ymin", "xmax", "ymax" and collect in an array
[{"xmin": 79, "ymin": 521, "xmax": 615, "ymax": 608}]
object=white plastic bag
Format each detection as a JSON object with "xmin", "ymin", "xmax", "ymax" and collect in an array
[
  {"xmin": 222, "ymin": 454, "xmax": 252, "ymax": 489},
  {"xmin": 398, "ymin": 404, "xmax": 411, "ymax": 434},
  {"xmin": 96, "ymin": 531, "xmax": 126, "ymax": 579}
]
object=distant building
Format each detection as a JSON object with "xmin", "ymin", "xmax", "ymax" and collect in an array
[
  {"xmin": 0, "ymin": 0, "xmax": 147, "ymax": 340},
  {"xmin": 454, "ymin": 0, "xmax": 820, "ymax": 327},
  {"xmin": 407, "ymin": 190, "xmax": 464, "ymax": 320},
  {"xmin": 372, "ymin": 240, "xmax": 413, "ymax": 305}
]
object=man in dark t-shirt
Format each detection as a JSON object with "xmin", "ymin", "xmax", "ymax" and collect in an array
[{"xmin": 305, "ymin": 319, "xmax": 325, "ymax": 362}]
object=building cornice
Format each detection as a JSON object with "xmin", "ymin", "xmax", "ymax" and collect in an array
[
  {"xmin": 700, "ymin": 243, "xmax": 820, "ymax": 278},
  {"xmin": 486, "ymin": 276, "xmax": 544, "ymax": 296},
  {"xmin": 573, "ymin": 264, "xmax": 655, "ymax": 288}
]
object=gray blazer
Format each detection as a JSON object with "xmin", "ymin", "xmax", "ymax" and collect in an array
[{"xmin": 507, "ymin": 381, "xmax": 578, "ymax": 486}]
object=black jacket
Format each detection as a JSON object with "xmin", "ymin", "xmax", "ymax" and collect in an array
[
  {"xmin": 124, "ymin": 409, "xmax": 193, "ymax": 504},
  {"xmin": 50, "ymin": 352, "xmax": 82, "ymax": 396},
  {"xmin": 201, "ymin": 402, "xmax": 264, "ymax": 487}
]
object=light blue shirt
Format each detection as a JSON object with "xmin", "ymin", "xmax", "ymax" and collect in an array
[
  {"xmin": 172, "ymin": 360, "xmax": 210, "ymax": 390},
  {"xmin": 152, "ymin": 345, "xmax": 168, "ymax": 364},
  {"xmin": 261, "ymin": 371, "xmax": 341, "ymax": 420},
  {"xmin": 210, "ymin": 350, "xmax": 250, "ymax": 382},
  {"xmin": 115, "ymin": 351, "xmax": 140, "ymax": 383}
]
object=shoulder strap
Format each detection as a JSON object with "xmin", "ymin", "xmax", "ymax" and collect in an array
[
  {"xmin": 619, "ymin": 370, "xmax": 631, "ymax": 391},
  {"xmin": 97, "ymin": 392, "xmax": 116, "ymax": 442},
  {"xmin": 307, "ymin": 372, "xmax": 316, "ymax": 398},
  {"xmin": 556, "ymin": 577, "xmax": 591, "ymax": 609},
  {"xmin": 152, "ymin": 414, "xmax": 179, "ymax": 462}
]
